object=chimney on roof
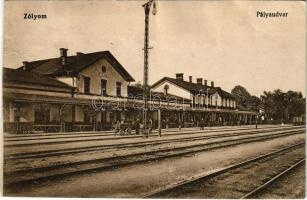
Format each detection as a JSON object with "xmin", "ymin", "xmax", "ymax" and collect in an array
[
  {"xmin": 196, "ymin": 78, "xmax": 203, "ymax": 85},
  {"xmin": 189, "ymin": 76, "xmax": 192, "ymax": 83},
  {"xmin": 76, "ymin": 52, "xmax": 84, "ymax": 56},
  {"xmin": 204, "ymin": 80, "xmax": 207, "ymax": 86},
  {"xmin": 175, "ymin": 73, "xmax": 184, "ymax": 81},
  {"xmin": 22, "ymin": 61, "xmax": 29, "ymax": 71},
  {"xmin": 60, "ymin": 48, "xmax": 68, "ymax": 66},
  {"xmin": 211, "ymin": 81, "xmax": 214, "ymax": 87}
]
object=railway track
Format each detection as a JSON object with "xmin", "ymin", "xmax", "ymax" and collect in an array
[
  {"xmin": 144, "ymin": 142, "xmax": 305, "ymax": 198},
  {"xmin": 5, "ymin": 126, "xmax": 303, "ymax": 159},
  {"xmin": 4, "ymin": 127, "xmax": 305, "ymax": 189},
  {"xmin": 4, "ymin": 125, "xmax": 283, "ymax": 140},
  {"xmin": 4, "ymin": 126, "xmax": 248, "ymax": 141},
  {"xmin": 247, "ymin": 159, "xmax": 305, "ymax": 199},
  {"xmin": 241, "ymin": 158, "xmax": 305, "ymax": 199},
  {"xmin": 4, "ymin": 125, "xmax": 296, "ymax": 147}
]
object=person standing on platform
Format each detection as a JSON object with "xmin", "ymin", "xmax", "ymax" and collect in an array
[
  {"xmin": 149, "ymin": 119, "xmax": 153, "ymax": 134},
  {"xmin": 166, "ymin": 118, "xmax": 169, "ymax": 129},
  {"xmin": 178, "ymin": 118, "xmax": 182, "ymax": 130},
  {"xmin": 113, "ymin": 120, "xmax": 120, "ymax": 135},
  {"xmin": 200, "ymin": 118, "xmax": 205, "ymax": 130},
  {"xmin": 135, "ymin": 119, "xmax": 140, "ymax": 135}
]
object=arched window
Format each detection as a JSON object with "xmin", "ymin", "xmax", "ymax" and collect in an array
[
  {"xmin": 101, "ymin": 65, "xmax": 107, "ymax": 73},
  {"xmin": 164, "ymin": 84, "xmax": 169, "ymax": 95}
]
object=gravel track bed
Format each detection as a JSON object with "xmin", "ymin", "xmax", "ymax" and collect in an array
[
  {"xmin": 4, "ymin": 125, "xmax": 302, "ymax": 156},
  {"xmin": 251, "ymin": 162, "xmax": 305, "ymax": 199},
  {"xmin": 4, "ymin": 133, "xmax": 305, "ymax": 197},
  {"xmin": 154, "ymin": 144, "xmax": 305, "ymax": 198},
  {"xmin": 5, "ymin": 128, "xmax": 304, "ymax": 173}
]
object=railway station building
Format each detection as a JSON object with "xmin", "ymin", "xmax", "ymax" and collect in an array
[
  {"xmin": 3, "ymin": 48, "xmax": 256, "ymax": 134},
  {"xmin": 151, "ymin": 74, "xmax": 256, "ymax": 127}
]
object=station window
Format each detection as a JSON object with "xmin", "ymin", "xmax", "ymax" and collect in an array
[
  {"xmin": 101, "ymin": 79, "xmax": 107, "ymax": 96},
  {"xmin": 116, "ymin": 82, "xmax": 122, "ymax": 96},
  {"xmin": 84, "ymin": 76, "xmax": 91, "ymax": 94},
  {"xmin": 101, "ymin": 112, "xmax": 107, "ymax": 123},
  {"xmin": 84, "ymin": 112, "xmax": 91, "ymax": 124},
  {"xmin": 101, "ymin": 65, "xmax": 107, "ymax": 73},
  {"xmin": 34, "ymin": 109, "xmax": 50, "ymax": 124}
]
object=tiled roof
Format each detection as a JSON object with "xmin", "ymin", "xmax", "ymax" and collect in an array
[
  {"xmin": 127, "ymin": 85, "xmax": 144, "ymax": 96},
  {"xmin": 3, "ymin": 67, "xmax": 73, "ymax": 90},
  {"xmin": 152, "ymin": 77, "xmax": 235, "ymax": 99},
  {"xmin": 215, "ymin": 87, "xmax": 235, "ymax": 99},
  {"xmin": 18, "ymin": 51, "xmax": 135, "ymax": 82},
  {"xmin": 151, "ymin": 77, "xmax": 211, "ymax": 94},
  {"xmin": 236, "ymin": 105, "xmax": 250, "ymax": 111}
]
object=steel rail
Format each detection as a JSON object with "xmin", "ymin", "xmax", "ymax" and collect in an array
[
  {"xmin": 3, "ymin": 125, "xmax": 257, "ymax": 139},
  {"xmin": 5, "ymin": 130, "xmax": 304, "ymax": 177},
  {"xmin": 3, "ymin": 125, "xmax": 268, "ymax": 144},
  {"xmin": 5, "ymin": 125, "xmax": 292, "ymax": 141},
  {"xmin": 4, "ymin": 129, "xmax": 305, "ymax": 188},
  {"xmin": 4, "ymin": 127, "xmax": 305, "ymax": 148},
  {"xmin": 4, "ymin": 126, "xmax": 298, "ymax": 144},
  {"xmin": 143, "ymin": 142, "xmax": 305, "ymax": 198},
  {"xmin": 5, "ymin": 127, "xmax": 305, "ymax": 160},
  {"xmin": 240, "ymin": 158, "xmax": 305, "ymax": 199},
  {"xmin": 4, "ymin": 125, "xmax": 254, "ymax": 140}
]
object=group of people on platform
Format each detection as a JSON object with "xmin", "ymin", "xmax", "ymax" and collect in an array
[
  {"xmin": 112, "ymin": 117, "xmax": 210, "ymax": 136},
  {"xmin": 113, "ymin": 119, "xmax": 154, "ymax": 135}
]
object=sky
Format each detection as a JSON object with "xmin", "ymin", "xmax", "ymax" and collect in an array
[{"xmin": 4, "ymin": 0, "xmax": 306, "ymax": 97}]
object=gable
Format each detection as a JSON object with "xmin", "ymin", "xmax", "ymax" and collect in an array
[
  {"xmin": 151, "ymin": 80, "xmax": 191, "ymax": 99},
  {"xmin": 212, "ymin": 92, "xmax": 220, "ymax": 98},
  {"xmin": 80, "ymin": 57, "xmax": 127, "ymax": 83},
  {"xmin": 76, "ymin": 57, "xmax": 129, "ymax": 96}
]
